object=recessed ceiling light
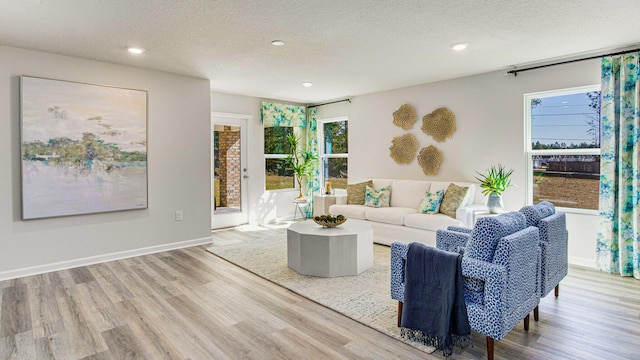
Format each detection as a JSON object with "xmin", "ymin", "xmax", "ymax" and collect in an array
[
  {"xmin": 127, "ymin": 47, "xmax": 145, "ymax": 55},
  {"xmin": 271, "ymin": 40, "xmax": 285, "ymax": 46},
  {"xmin": 302, "ymin": 82, "xmax": 313, "ymax": 87},
  {"xmin": 451, "ymin": 43, "xmax": 468, "ymax": 51}
]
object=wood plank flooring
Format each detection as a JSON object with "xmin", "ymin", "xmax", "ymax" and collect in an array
[{"xmin": 1, "ymin": 228, "xmax": 639, "ymax": 359}]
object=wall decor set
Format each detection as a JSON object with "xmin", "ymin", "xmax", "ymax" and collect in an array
[{"xmin": 389, "ymin": 103, "xmax": 456, "ymax": 175}]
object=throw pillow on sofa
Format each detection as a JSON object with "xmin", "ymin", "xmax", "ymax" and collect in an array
[
  {"xmin": 365, "ymin": 185, "xmax": 391, "ymax": 208},
  {"xmin": 347, "ymin": 180, "xmax": 373, "ymax": 205},
  {"xmin": 417, "ymin": 190, "xmax": 444, "ymax": 214},
  {"xmin": 440, "ymin": 183, "xmax": 469, "ymax": 218}
]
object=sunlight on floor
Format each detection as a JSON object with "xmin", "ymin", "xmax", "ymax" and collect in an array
[
  {"xmin": 211, "ymin": 220, "xmax": 304, "ymax": 233},
  {"xmin": 238, "ymin": 219, "xmax": 305, "ymax": 231},
  {"xmin": 236, "ymin": 224, "xmax": 271, "ymax": 232}
]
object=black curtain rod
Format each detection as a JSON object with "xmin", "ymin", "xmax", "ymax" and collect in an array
[
  {"xmin": 508, "ymin": 47, "xmax": 640, "ymax": 76},
  {"xmin": 307, "ymin": 98, "xmax": 352, "ymax": 108}
]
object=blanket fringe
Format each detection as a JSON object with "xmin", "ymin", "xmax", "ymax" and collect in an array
[
  {"xmin": 401, "ymin": 328, "xmax": 471, "ymax": 357},
  {"xmin": 452, "ymin": 333, "xmax": 473, "ymax": 349}
]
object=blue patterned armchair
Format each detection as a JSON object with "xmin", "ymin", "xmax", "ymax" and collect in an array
[
  {"xmin": 391, "ymin": 212, "xmax": 541, "ymax": 360},
  {"xmin": 519, "ymin": 201, "xmax": 568, "ymax": 320}
]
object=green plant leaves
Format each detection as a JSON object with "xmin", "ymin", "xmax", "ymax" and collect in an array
[{"xmin": 475, "ymin": 164, "xmax": 514, "ymax": 196}]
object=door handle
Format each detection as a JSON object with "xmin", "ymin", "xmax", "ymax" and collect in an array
[{"xmin": 243, "ymin": 175, "xmax": 249, "ymax": 179}]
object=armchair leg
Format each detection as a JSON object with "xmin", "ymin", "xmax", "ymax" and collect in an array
[
  {"xmin": 486, "ymin": 336, "xmax": 494, "ymax": 360},
  {"xmin": 397, "ymin": 301, "xmax": 403, "ymax": 327},
  {"xmin": 524, "ymin": 314, "xmax": 530, "ymax": 331},
  {"xmin": 534, "ymin": 306, "xmax": 539, "ymax": 321},
  {"xmin": 555, "ymin": 284, "xmax": 559, "ymax": 297}
]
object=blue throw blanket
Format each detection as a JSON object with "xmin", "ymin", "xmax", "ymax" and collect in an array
[{"xmin": 400, "ymin": 243, "xmax": 471, "ymax": 356}]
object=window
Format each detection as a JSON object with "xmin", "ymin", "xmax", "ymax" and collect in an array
[
  {"xmin": 525, "ymin": 85, "xmax": 600, "ymax": 212},
  {"xmin": 319, "ymin": 117, "xmax": 348, "ymax": 190},
  {"xmin": 264, "ymin": 126, "xmax": 294, "ymax": 190}
]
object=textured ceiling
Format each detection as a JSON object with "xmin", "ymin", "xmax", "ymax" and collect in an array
[{"xmin": 1, "ymin": 0, "xmax": 639, "ymax": 103}]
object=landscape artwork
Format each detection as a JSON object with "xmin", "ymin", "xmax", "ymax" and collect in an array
[{"xmin": 20, "ymin": 76, "xmax": 148, "ymax": 220}]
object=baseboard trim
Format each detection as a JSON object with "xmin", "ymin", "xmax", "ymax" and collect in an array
[
  {"xmin": 568, "ymin": 256, "xmax": 595, "ymax": 269},
  {"xmin": 0, "ymin": 236, "xmax": 213, "ymax": 281}
]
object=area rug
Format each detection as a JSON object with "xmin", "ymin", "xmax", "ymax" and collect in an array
[{"xmin": 206, "ymin": 226, "xmax": 435, "ymax": 354}]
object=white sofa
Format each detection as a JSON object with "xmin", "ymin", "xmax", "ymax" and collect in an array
[{"xmin": 328, "ymin": 179, "xmax": 486, "ymax": 247}]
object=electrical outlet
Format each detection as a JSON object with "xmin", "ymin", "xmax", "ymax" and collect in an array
[{"xmin": 175, "ymin": 211, "xmax": 183, "ymax": 221}]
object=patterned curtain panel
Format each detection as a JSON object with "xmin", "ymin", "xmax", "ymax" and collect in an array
[
  {"xmin": 260, "ymin": 102, "xmax": 306, "ymax": 128},
  {"xmin": 304, "ymin": 107, "xmax": 320, "ymax": 217},
  {"xmin": 596, "ymin": 52, "xmax": 640, "ymax": 279},
  {"xmin": 260, "ymin": 101, "xmax": 320, "ymax": 217}
]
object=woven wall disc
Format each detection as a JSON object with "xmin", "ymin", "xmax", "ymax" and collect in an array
[
  {"xmin": 393, "ymin": 104, "xmax": 417, "ymax": 130},
  {"xmin": 421, "ymin": 107, "xmax": 456, "ymax": 142},
  {"xmin": 389, "ymin": 133, "xmax": 418, "ymax": 164},
  {"xmin": 417, "ymin": 145, "xmax": 443, "ymax": 175}
]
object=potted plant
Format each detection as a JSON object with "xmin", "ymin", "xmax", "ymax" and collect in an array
[
  {"xmin": 285, "ymin": 135, "xmax": 318, "ymax": 200},
  {"xmin": 475, "ymin": 164, "xmax": 515, "ymax": 213}
]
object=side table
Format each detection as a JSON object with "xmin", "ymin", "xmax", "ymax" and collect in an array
[
  {"xmin": 293, "ymin": 198, "xmax": 309, "ymax": 220},
  {"xmin": 313, "ymin": 195, "xmax": 336, "ymax": 216},
  {"xmin": 473, "ymin": 209, "xmax": 503, "ymax": 224}
]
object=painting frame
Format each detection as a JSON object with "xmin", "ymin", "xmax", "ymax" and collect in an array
[{"xmin": 20, "ymin": 76, "xmax": 148, "ymax": 220}]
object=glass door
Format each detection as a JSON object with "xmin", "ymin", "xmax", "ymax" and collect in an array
[{"xmin": 212, "ymin": 113, "xmax": 249, "ymax": 228}]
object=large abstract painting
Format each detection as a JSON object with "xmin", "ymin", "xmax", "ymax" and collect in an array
[{"xmin": 20, "ymin": 76, "xmax": 148, "ymax": 220}]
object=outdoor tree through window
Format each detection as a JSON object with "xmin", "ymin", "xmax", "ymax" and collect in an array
[
  {"xmin": 319, "ymin": 118, "xmax": 348, "ymax": 190},
  {"xmin": 264, "ymin": 126, "xmax": 294, "ymax": 190}
]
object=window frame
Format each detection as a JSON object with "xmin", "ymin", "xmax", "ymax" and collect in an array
[
  {"xmin": 524, "ymin": 84, "xmax": 600, "ymax": 215},
  {"xmin": 318, "ymin": 116, "xmax": 348, "ymax": 191},
  {"xmin": 264, "ymin": 126, "xmax": 297, "ymax": 192}
]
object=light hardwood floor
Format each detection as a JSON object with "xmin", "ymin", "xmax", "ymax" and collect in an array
[{"xmin": 1, "ymin": 229, "xmax": 639, "ymax": 359}]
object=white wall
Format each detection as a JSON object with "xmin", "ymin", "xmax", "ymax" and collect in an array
[
  {"xmin": 211, "ymin": 91, "xmax": 303, "ymax": 224},
  {"xmin": 317, "ymin": 60, "xmax": 601, "ymax": 267},
  {"xmin": 0, "ymin": 45, "xmax": 213, "ymax": 280}
]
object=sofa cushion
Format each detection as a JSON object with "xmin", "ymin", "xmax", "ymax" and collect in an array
[
  {"xmin": 328, "ymin": 204, "xmax": 368, "ymax": 219},
  {"xmin": 417, "ymin": 190, "xmax": 444, "ymax": 214},
  {"xmin": 364, "ymin": 185, "xmax": 391, "ymax": 208},
  {"xmin": 431, "ymin": 181, "xmax": 475, "ymax": 207},
  {"xmin": 389, "ymin": 180, "xmax": 431, "ymax": 208},
  {"xmin": 372, "ymin": 179, "xmax": 393, "ymax": 189},
  {"xmin": 439, "ymin": 183, "xmax": 469, "ymax": 218},
  {"xmin": 365, "ymin": 207, "xmax": 416, "ymax": 225},
  {"xmin": 465, "ymin": 211, "xmax": 526, "ymax": 263},
  {"xmin": 404, "ymin": 213, "xmax": 463, "ymax": 231},
  {"xmin": 346, "ymin": 180, "xmax": 373, "ymax": 205}
]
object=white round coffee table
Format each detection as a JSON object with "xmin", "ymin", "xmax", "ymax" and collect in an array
[{"xmin": 287, "ymin": 220, "xmax": 373, "ymax": 277}]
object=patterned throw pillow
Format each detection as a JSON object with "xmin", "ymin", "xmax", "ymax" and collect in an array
[
  {"xmin": 346, "ymin": 180, "xmax": 373, "ymax": 205},
  {"xmin": 364, "ymin": 185, "xmax": 391, "ymax": 208},
  {"xmin": 417, "ymin": 190, "xmax": 444, "ymax": 214},
  {"xmin": 439, "ymin": 183, "xmax": 469, "ymax": 218}
]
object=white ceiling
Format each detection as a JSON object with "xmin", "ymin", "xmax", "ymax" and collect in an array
[{"xmin": 2, "ymin": 0, "xmax": 639, "ymax": 103}]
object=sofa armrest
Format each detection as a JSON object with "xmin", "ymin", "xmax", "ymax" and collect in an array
[
  {"xmin": 436, "ymin": 229, "xmax": 471, "ymax": 253},
  {"xmin": 457, "ymin": 204, "xmax": 488, "ymax": 227},
  {"xmin": 461, "ymin": 256, "xmax": 508, "ymax": 323},
  {"xmin": 461, "ymin": 256, "xmax": 506, "ymax": 284},
  {"xmin": 335, "ymin": 194, "xmax": 347, "ymax": 205},
  {"xmin": 390, "ymin": 242, "xmax": 409, "ymax": 302},
  {"xmin": 447, "ymin": 226, "xmax": 472, "ymax": 234}
]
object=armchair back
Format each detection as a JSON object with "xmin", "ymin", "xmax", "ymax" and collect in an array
[
  {"xmin": 519, "ymin": 202, "xmax": 568, "ymax": 298},
  {"xmin": 465, "ymin": 212, "xmax": 526, "ymax": 262}
]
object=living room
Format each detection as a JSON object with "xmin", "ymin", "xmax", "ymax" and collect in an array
[{"xmin": 1, "ymin": 1, "xmax": 639, "ymax": 359}]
